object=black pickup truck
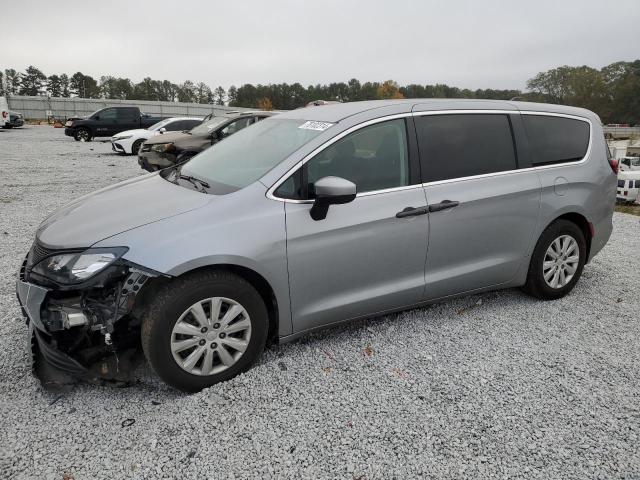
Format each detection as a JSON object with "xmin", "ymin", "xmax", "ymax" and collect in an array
[{"xmin": 64, "ymin": 106, "xmax": 166, "ymax": 141}]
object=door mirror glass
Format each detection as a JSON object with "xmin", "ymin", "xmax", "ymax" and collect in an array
[{"xmin": 310, "ymin": 176, "xmax": 356, "ymax": 221}]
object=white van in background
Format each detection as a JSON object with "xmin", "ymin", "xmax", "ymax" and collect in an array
[
  {"xmin": 617, "ymin": 170, "xmax": 640, "ymax": 203},
  {"xmin": 0, "ymin": 97, "xmax": 8, "ymax": 129},
  {"xmin": 619, "ymin": 156, "xmax": 640, "ymax": 172}
]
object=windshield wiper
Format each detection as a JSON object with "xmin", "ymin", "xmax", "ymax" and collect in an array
[{"xmin": 178, "ymin": 174, "xmax": 210, "ymax": 192}]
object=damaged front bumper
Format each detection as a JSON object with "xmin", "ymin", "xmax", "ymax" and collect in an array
[{"xmin": 16, "ymin": 251, "xmax": 161, "ymax": 386}]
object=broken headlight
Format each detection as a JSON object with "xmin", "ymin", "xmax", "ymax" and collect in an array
[
  {"xmin": 31, "ymin": 247, "xmax": 128, "ymax": 285},
  {"xmin": 151, "ymin": 143, "xmax": 175, "ymax": 153}
]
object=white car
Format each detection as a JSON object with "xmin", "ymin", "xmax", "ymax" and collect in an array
[{"xmin": 111, "ymin": 117, "xmax": 203, "ymax": 155}]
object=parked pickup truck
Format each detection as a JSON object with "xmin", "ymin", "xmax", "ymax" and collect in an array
[{"xmin": 64, "ymin": 106, "xmax": 166, "ymax": 141}]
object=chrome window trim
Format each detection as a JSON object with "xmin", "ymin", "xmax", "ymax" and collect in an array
[{"xmin": 266, "ymin": 109, "xmax": 593, "ymax": 203}]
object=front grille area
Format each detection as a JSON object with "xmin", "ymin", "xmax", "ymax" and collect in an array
[{"xmin": 27, "ymin": 242, "xmax": 57, "ymax": 268}]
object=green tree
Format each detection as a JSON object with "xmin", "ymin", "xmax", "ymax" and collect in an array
[
  {"xmin": 214, "ymin": 86, "xmax": 226, "ymax": 105},
  {"xmin": 70, "ymin": 72, "xmax": 99, "ymax": 98},
  {"xmin": 59, "ymin": 74, "xmax": 70, "ymax": 97},
  {"xmin": 227, "ymin": 85, "xmax": 238, "ymax": 105},
  {"xmin": 195, "ymin": 82, "xmax": 213, "ymax": 103},
  {"xmin": 177, "ymin": 80, "xmax": 196, "ymax": 103},
  {"xmin": 19, "ymin": 65, "xmax": 47, "ymax": 96},
  {"xmin": 46, "ymin": 74, "xmax": 62, "ymax": 97},
  {"xmin": 4, "ymin": 69, "xmax": 20, "ymax": 95}
]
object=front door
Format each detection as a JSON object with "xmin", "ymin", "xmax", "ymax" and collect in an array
[
  {"xmin": 414, "ymin": 112, "xmax": 541, "ymax": 299},
  {"xmin": 280, "ymin": 117, "xmax": 429, "ymax": 333}
]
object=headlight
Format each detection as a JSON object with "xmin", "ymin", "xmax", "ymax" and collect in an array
[
  {"xmin": 114, "ymin": 135, "xmax": 133, "ymax": 140},
  {"xmin": 151, "ymin": 143, "xmax": 175, "ymax": 153},
  {"xmin": 31, "ymin": 247, "xmax": 128, "ymax": 284}
]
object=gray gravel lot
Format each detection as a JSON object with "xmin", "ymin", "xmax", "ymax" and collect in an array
[{"xmin": 1, "ymin": 126, "xmax": 639, "ymax": 479}]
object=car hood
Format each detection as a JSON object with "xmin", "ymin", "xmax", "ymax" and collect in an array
[
  {"xmin": 36, "ymin": 174, "xmax": 212, "ymax": 249},
  {"xmin": 113, "ymin": 128, "xmax": 149, "ymax": 139},
  {"xmin": 143, "ymin": 131, "xmax": 191, "ymax": 145}
]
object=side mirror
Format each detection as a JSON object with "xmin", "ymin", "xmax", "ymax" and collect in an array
[
  {"xmin": 159, "ymin": 127, "xmax": 166, "ymax": 134},
  {"xmin": 94, "ymin": 115, "xmax": 100, "ymax": 120},
  {"xmin": 309, "ymin": 176, "xmax": 357, "ymax": 221}
]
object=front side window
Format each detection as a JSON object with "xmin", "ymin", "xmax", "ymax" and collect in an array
[
  {"xmin": 415, "ymin": 114, "xmax": 517, "ymax": 182},
  {"xmin": 180, "ymin": 118, "xmax": 324, "ymax": 193},
  {"xmin": 276, "ymin": 119, "xmax": 410, "ymax": 199},
  {"xmin": 523, "ymin": 115, "xmax": 590, "ymax": 166}
]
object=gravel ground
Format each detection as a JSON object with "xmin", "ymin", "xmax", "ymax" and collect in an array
[{"xmin": 1, "ymin": 126, "xmax": 639, "ymax": 480}]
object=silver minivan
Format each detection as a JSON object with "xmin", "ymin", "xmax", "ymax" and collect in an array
[{"xmin": 17, "ymin": 100, "xmax": 617, "ymax": 392}]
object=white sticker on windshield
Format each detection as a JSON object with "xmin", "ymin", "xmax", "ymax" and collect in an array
[{"xmin": 298, "ymin": 121, "xmax": 334, "ymax": 131}]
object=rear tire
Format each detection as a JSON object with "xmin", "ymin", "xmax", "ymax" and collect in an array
[
  {"xmin": 141, "ymin": 270, "xmax": 268, "ymax": 392},
  {"xmin": 74, "ymin": 127, "xmax": 91, "ymax": 142},
  {"xmin": 523, "ymin": 219, "xmax": 586, "ymax": 300},
  {"xmin": 131, "ymin": 139, "xmax": 144, "ymax": 156}
]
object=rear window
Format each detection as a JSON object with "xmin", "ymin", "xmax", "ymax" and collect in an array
[
  {"xmin": 415, "ymin": 114, "xmax": 517, "ymax": 182},
  {"xmin": 523, "ymin": 115, "xmax": 590, "ymax": 166}
]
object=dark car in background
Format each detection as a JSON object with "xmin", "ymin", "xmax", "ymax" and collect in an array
[
  {"xmin": 3, "ymin": 111, "xmax": 24, "ymax": 129},
  {"xmin": 64, "ymin": 106, "xmax": 166, "ymax": 142},
  {"xmin": 138, "ymin": 111, "xmax": 275, "ymax": 171}
]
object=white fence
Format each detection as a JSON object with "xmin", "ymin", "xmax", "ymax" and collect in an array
[{"xmin": 5, "ymin": 96, "xmax": 254, "ymax": 120}]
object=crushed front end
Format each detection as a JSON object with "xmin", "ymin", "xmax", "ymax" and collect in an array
[{"xmin": 16, "ymin": 241, "xmax": 164, "ymax": 387}]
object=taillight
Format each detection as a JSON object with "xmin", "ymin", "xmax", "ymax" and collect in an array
[
  {"xmin": 609, "ymin": 158, "xmax": 619, "ymax": 174},
  {"xmin": 1, "ymin": 111, "xmax": 7, "ymax": 119}
]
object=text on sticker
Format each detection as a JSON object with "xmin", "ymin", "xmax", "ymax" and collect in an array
[{"xmin": 299, "ymin": 121, "xmax": 334, "ymax": 131}]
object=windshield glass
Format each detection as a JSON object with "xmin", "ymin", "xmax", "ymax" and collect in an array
[
  {"xmin": 189, "ymin": 116, "xmax": 229, "ymax": 136},
  {"xmin": 148, "ymin": 118, "xmax": 173, "ymax": 131},
  {"xmin": 181, "ymin": 118, "xmax": 325, "ymax": 192}
]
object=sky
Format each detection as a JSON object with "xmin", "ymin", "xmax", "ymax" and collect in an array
[{"xmin": 2, "ymin": 0, "xmax": 639, "ymax": 91}]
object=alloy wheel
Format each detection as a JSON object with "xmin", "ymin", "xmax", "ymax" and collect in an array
[
  {"xmin": 543, "ymin": 234, "xmax": 580, "ymax": 289},
  {"xmin": 170, "ymin": 297, "xmax": 251, "ymax": 376}
]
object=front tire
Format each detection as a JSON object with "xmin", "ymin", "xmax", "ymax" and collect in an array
[
  {"xmin": 141, "ymin": 270, "xmax": 268, "ymax": 392},
  {"xmin": 74, "ymin": 127, "xmax": 91, "ymax": 142},
  {"xmin": 131, "ymin": 139, "xmax": 144, "ymax": 156},
  {"xmin": 523, "ymin": 219, "xmax": 586, "ymax": 300}
]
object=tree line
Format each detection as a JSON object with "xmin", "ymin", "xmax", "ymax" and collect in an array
[{"xmin": 1, "ymin": 60, "xmax": 639, "ymax": 124}]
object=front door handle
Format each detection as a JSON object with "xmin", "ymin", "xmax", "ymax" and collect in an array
[
  {"xmin": 428, "ymin": 200, "xmax": 460, "ymax": 213},
  {"xmin": 396, "ymin": 206, "xmax": 428, "ymax": 218}
]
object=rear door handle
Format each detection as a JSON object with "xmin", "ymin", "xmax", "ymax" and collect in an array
[
  {"xmin": 428, "ymin": 200, "xmax": 460, "ymax": 213},
  {"xmin": 396, "ymin": 206, "xmax": 429, "ymax": 218}
]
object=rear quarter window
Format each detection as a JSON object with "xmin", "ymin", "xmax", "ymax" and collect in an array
[{"xmin": 523, "ymin": 115, "xmax": 590, "ymax": 166}]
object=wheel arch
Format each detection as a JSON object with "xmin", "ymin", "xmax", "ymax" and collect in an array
[
  {"xmin": 547, "ymin": 212, "xmax": 592, "ymax": 260},
  {"xmin": 143, "ymin": 263, "xmax": 282, "ymax": 344}
]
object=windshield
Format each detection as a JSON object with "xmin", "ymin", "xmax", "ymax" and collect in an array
[
  {"xmin": 148, "ymin": 118, "xmax": 173, "ymax": 131},
  {"xmin": 181, "ymin": 118, "xmax": 326, "ymax": 192},
  {"xmin": 189, "ymin": 116, "xmax": 230, "ymax": 136}
]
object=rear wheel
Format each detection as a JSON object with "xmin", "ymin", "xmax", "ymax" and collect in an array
[
  {"xmin": 141, "ymin": 270, "xmax": 268, "ymax": 392},
  {"xmin": 523, "ymin": 219, "xmax": 586, "ymax": 300},
  {"xmin": 131, "ymin": 139, "xmax": 144, "ymax": 155},
  {"xmin": 74, "ymin": 127, "xmax": 91, "ymax": 142}
]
